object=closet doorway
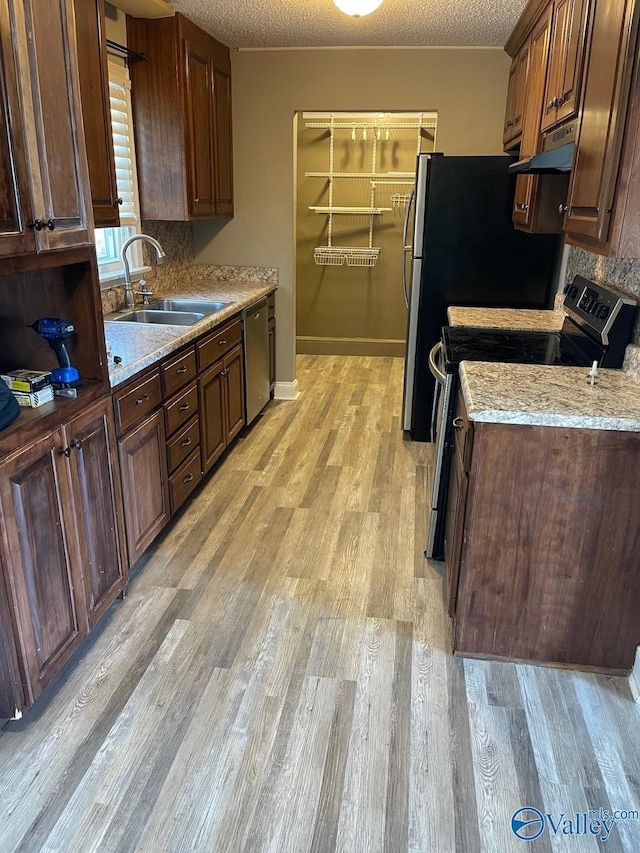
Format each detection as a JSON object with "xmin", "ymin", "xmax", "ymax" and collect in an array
[{"xmin": 295, "ymin": 111, "xmax": 437, "ymax": 357}]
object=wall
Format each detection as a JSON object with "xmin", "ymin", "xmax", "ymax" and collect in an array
[{"xmin": 194, "ymin": 47, "xmax": 512, "ymax": 385}]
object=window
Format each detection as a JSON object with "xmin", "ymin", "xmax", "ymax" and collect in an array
[{"xmin": 96, "ymin": 61, "xmax": 143, "ymax": 281}]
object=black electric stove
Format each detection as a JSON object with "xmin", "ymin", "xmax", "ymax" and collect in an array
[
  {"xmin": 442, "ymin": 275, "xmax": 637, "ymax": 372},
  {"xmin": 427, "ymin": 275, "xmax": 637, "ymax": 561}
]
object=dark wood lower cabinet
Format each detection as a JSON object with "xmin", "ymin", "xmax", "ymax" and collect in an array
[
  {"xmin": 0, "ymin": 398, "xmax": 127, "ymax": 706},
  {"xmin": 0, "ymin": 429, "xmax": 88, "ymax": 703},
  {"xmin": 449, "ymin": 393, "xmax": 640, "ymax": 672},
  {"xmin": 118, "ymin": 409, "xmax": 170, "ymax": 566},
  {"xmin": 199, "ymin": 359, "xmax": 226, "ymax": 473},
  {"xmin": 199, "ymin": 341, "xmax": 245, "ymax": 474},
  {"xmin": 224, "ymin": 343, "xmax": 245, "ymax": 443},
  {"xmin": 64, "ymin": 400, "xmax": 127, "ymax": 628}
]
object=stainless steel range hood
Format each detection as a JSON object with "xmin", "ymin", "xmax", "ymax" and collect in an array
[{"xmin": 509, "ymin": 121, "xmax": 576, "ymax": 175}]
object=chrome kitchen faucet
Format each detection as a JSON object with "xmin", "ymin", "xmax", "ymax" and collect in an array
[{"xmin": 121, "ymin": 234, "xmax": 166, "ymax": 309}]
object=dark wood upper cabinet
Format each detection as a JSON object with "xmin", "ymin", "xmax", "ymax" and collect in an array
[
  {"xmin": 73, "ymin": 0, "xmax": 120, "ymax": 228},
  {"xmin": 564, "ymin": 0, "xmax": 640, "ymax": 253},
  {"xmin": 503, "ymin": 42, "xmax": 530, "ymax": 150},
  {"xmin": 0, "ymin": 0, "xmax": 36, "ymax": 257},
  {"xmin": 512, "ymin": 6, "xmax": 567, "ymax": 234},
  {"xmin": 541, "ymin": 0, "xmax": 589, "ymax": 131},
  {"xmin": 9, "ymin": 0, "xmax": 92, "ymax": 252},
  {"xmin": 213, "ymin": 63, "xmax": 233, "ymax": 216},
  {"xmin": 127, "ymin": 12, "xmax": 234, "ymax": 220},
  {"xmin": 184, "ymin": 35, "xmax": 217, "ymax": 217}
]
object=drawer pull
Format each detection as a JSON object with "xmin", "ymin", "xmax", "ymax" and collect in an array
[
  {"xmin": 70, "ymin": 439, "xmax": 83, "ymax": 452},
  {"xmin": 135, "ymin": 394, "xmax": 150, "ymax": 405},
  {"xmin": 183, "ymin": 473, "xmax": 194, "ymax": 484},
  {"xmin": 176, "ymin": 366, "xmax": 188, "ymax": 374},
  {"xmin": 219, "ymin": 338, "xmax": 227, "ymax": 345},
  {"xmin": 57, "ymin": 446, "xmax": 71, "ymax": 457},
  {"xmin": 181, "ymin": 438, "xmax": 192, "ymax": 448},
  {"xmin": 179, "ymin": 403, "xmax": 190, "ymax": 412},
  {"xmin": 453, "ymin": 416, "xmax": 464, "ymax": 430}
]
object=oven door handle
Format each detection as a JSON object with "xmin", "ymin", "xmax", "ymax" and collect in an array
[{"xmin": 428, "ymin": 341, "xmax": 446, "ymax": 385}]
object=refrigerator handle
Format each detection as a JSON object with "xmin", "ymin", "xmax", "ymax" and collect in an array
[{"xmin": 401, "ymin": 188, "xmax": 415, "ymax": 310}]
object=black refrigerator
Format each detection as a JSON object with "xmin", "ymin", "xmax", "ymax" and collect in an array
[{"xmin": 401, "ymin": 154, "xmax": 562, "ymax": 441}]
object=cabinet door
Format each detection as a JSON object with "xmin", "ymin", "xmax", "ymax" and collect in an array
[
  {"xmin": 213, "ymin": 63, "xmax": 233, "ymax": 215},
  {"xmin": 183, "ymin": 37, "xmax": 216, "ymax": 218},
  {"xmin": 503, "ymin": 43, "xmax": 529, "ymax": 149},
  {"xmin": 73, "ymin": 0, "xmax": 120, "ymax": 228},
  {"xmin": 0, "ymin": 430, "xmax": 88, "ymax": 703},
  {"xmin": 564, "ymin": 0, "xmax": 639, "ymax": 243},
  {"xmin": 555, "ymin": 0, "xmax": 589, "ymax": 125},
  {"xmin": 0, "ymin": 0, "xmax": 36, "ymax": 257},
  {"xmin": 118, "ymin": 410, "xmax": 170, "ymax": 566},
  {"xmin": 542, "ymin": 0, "xmax": 589, "ymax": 131},
  {"xmin": 224, "ymin": 343, "xmax": 245, "ymax": 444},
  {"xmin": 199, "ymin": 359, "xmax": 226, "ymax": 474},
  {"xmin": 12, "ymin": 0, "xmax": 92, "ymax": 251},
  {"xmin": 513, "ymin": 6, "xmax": 553, "ymax": 229},
  {"xmin": 65, "ymin": 400, "xmax": 127, "ymax": 628}
]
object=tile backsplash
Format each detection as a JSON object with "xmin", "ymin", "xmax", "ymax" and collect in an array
[{"xmin": 100, "ymin": 220, "xmax": 277, "ymax": 315}]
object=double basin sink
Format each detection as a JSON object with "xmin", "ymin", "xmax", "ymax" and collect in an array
[{"xmin": 112, "ymin": 299, "xmax": 231, "ymax": 326}]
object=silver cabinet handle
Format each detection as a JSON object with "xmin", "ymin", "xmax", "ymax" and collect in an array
[
  {"xmin": 558, "ymin": 204, "xmax": 568, "ymax": 215},
  {"xmin": 453, "ymin": 416, "xmax": 464, "ymax": 430}
]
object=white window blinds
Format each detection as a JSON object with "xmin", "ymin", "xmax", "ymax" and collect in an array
[{"xmin": 108, "ymin": 61, "xmax": 140, "ymax": 228}]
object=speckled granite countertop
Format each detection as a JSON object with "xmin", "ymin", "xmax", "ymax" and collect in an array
[
  {"xmin": 447, "ymin": 305, "xmax": 564, "ymax": 331},
  {"xmin": 104, "ymin": 280, "xmax": 276, "ymax": 388},
  {"xmin": 459, "ymin": 361, "xmax": 640, "ymax": 431}
]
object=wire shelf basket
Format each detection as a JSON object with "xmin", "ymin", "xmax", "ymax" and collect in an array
[
  {"xmin": 346, "ymin": 248, "xmax": 380, "ymax": 267},
  {"xmin": 314, "ymin": 247, "xmax": 380, "ymax": 267},
  {"xmin": 314, "ymin": 247, "xmax": 345, "ymax": 266}
]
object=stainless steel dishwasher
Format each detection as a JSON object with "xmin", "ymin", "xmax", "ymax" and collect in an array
[{"xmin": 243, "ymin": 298, "xmax": 270, "ymax": 425}]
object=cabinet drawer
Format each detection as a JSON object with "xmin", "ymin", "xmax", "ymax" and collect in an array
[
  {"xmin": 165, "ymin": 382, "xmax": 198, "ymax": 437},
  {"xmin": 167, "ymin": 415, "xmax": 200, "ymax": 474},
  {"xmin": 169, "ymin": 448, "xmax": 202, "ymax": 513},
  {"xmin": 161, "ymin": 347, "xmax": 197, "ymax": 399},
  {"xmin": 197, "ymin": 317, "xmax": 242, "ymax": 370},
  {"xmin": 114, "ymin": 371, "xmax": 162, "ymax": 435}
]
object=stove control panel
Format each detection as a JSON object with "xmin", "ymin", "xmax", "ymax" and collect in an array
[{"xmin": 563, "ymin": 276, "xmax": 636, "ymax": 348}]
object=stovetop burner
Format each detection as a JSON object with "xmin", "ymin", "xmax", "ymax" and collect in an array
[{"xmin": 441, "ymin": 324, "xmax": 604, "ymax": 372}]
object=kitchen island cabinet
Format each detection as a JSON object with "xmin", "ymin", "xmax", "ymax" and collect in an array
[
  {"xmin": 0, "ymin": 399, "xmax": 126, "ymax": 705},
  {"xmin": 448, "ymin": 366, "xmax": 640, "ymax": 673}
]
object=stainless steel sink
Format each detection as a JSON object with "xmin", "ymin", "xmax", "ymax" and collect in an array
[
  {"xmin": 112, "ymin": 309, "xmax": 205, "ymax": 325},
  {"xmin": 148, "ymin": 299, "xmax": 231, "ymax": 315}
]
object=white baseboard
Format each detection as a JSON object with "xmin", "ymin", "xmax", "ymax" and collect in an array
[
  {"xmin": 273, "ymin": 379, "xmax": 299, "ymax": 401},
  {"xmin": 630, "ymin": 646, "xmax": 640, "ymax": 703}
]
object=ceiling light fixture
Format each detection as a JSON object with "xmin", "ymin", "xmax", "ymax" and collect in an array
[{"xmin": 333, "ymin": 0, "xmax": 383, "ymax": 17}]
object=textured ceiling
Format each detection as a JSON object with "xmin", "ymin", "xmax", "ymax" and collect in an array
[{"xmin": 170, "ymin": 0, "xmax": 527, "ymax": 49}]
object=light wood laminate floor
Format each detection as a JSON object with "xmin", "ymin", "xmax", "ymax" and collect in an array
[{"xmin": 1, "ymin": 355, "xmax": 640, "ymax": 852}]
